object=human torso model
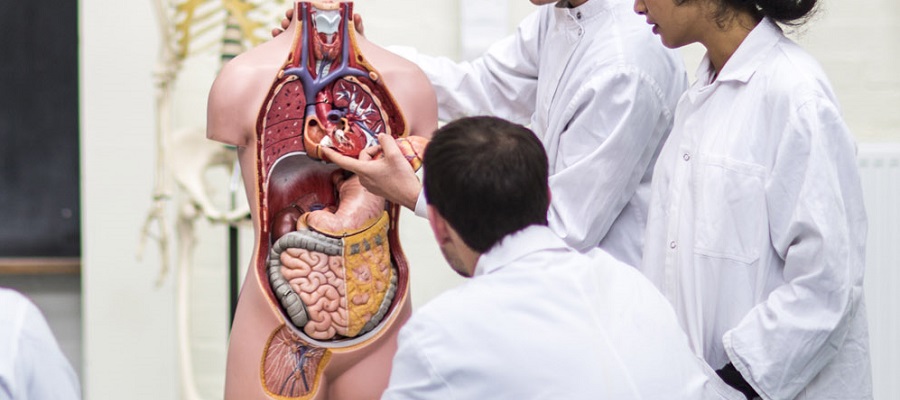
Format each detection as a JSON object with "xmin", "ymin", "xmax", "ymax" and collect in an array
[{"xmin": 207, "ymin": 2, "xmax": 437, "ymax": 398}]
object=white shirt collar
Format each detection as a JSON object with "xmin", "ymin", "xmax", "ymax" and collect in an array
[
  {"xmin": 697, "ymin": 17, "xmax": 782, "ymax": 85},
  {"xmin": 553, "ymin": 0, "xmax": 620, "ymax": 26},
  {"xmin": 473, "ymin": 225, "xmax": 569, "ymax": 277}
]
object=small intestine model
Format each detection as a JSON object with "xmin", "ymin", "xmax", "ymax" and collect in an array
[{"xmin": 248, "ymin": 1, "xmax": 426, "ymax": 398}]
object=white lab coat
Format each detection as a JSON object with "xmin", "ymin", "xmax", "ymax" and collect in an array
[
  {"xmin": 641, "ymin": 19, "xmax": 872, "ymax": 400},
  {"xmin": 382, "ymin": 225, "xmax": 742, "ymax": 400},
  {"xmin": 0, "ymin": 288, "xmax": 81, "ymax": 400},
  {"xmin": 402, "ymin": 0, "xmax": 687, "ymax": 267}
]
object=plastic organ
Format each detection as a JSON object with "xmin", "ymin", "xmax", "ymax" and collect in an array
[{"xmin": 250, "ymin": 2, "xmax": 424, "ymax": 398}]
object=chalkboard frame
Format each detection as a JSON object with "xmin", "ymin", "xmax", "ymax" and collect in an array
[{"xmin": 0, "ymin": 2, "xmax": 81, "ymax": 269}]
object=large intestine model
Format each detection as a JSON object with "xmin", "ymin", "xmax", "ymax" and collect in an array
[{"xmin": 248, "ymin": 2, "xmax": 426, "ymax": 398}]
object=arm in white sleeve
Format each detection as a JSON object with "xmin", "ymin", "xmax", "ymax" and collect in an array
[
  {"xmin": 389, "ymin": 11, "xmax": 542, "ymax": 124},
  {"xmin": 381, "ymin": 321, "xmax": 449, "ymax": 400},
  {"xmin": 414, "ymin": 189, "xmax": 428, "ymax": 219},
  {"xmin": 7, "ymin": 292, "xmax": 82, "ymax": 400},
  {"xmin": 723, "ymin": 98, "xmax": 867, "ymax": 400},
  {"xmin": 548, "ymin": 67, "xmax": 671, "ymax": 252}
]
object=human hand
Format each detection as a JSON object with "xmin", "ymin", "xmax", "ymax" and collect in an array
[
  {"xmin": 271, "ymin": 7, "xmax": 293, "ymax": 38},
  {"xmin": 271, "ymin": 7, "xmax": 366, "ymax": 38},
  {"xmin": 320, "ymin": 134, "xmax": 421, "ymax": 210}
]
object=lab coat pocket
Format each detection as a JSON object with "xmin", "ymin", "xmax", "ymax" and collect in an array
[{"xmin": 693, "ymin": 155, "xmax": 766, "ymax": 265}]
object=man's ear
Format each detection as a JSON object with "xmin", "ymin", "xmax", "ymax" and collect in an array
[{"xmin": 427, "ymin": 205, "xmax": 452, "ymax": 245}]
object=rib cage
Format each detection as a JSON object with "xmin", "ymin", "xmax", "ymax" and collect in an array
[{"xmin": 163, "ymin": 0, "xmax": 288, "ymax": 64}]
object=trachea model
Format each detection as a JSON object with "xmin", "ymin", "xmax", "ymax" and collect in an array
[{"xmin": 208, "ymin": 1, "xmax": 432, "ymax": 398}]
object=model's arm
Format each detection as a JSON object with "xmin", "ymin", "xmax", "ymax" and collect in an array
[
  {"xmin": 206, "ymin": 61, "xmax": 256, "ymax": 148},
  {"xmin": 723, "ymin": 98, "xmax": 867, "ymax": 400},
  {"xmin": 546, "ymin": 68, "xmax": 672, "ymax": 252}
]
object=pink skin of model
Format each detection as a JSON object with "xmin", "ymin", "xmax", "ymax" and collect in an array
[{"xmin": 207, "ymin": 1, "xmax": 437, "ymax": 398}]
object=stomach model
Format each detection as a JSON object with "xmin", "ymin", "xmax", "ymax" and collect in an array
[{"xmin": 253, "ymin": 2, "xmax": 424, "ymax": 398}]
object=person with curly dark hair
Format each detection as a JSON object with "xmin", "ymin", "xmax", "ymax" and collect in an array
[{"xmin": 633, "ymin": 0, "xmax": 873, "ymax": 398}]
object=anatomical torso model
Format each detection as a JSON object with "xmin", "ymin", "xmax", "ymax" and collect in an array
[{"xmin": 206, "ymin": 1, "xmax": 437, "ymax": 399}]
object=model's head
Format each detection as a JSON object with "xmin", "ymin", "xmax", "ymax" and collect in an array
[
  {"xmin": 423, "ymin": 116, "xmax": 550, "ymax": 254},
  {"xmin": 634, "ymin": 0, "xmax": 818, "ymax": 48}
]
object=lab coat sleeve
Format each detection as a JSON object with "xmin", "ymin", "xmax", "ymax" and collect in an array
[
  {"xmin": 548, "ymin": 67, "xmax": 671, "ymax": 252},
  {"xmin": 722, "ymin": 96, "xmax": 867, "ymax": 400},
  {"xmin": 388, "ymin": 11, "xmax": 542, "ymax": 125},
  {"xmin": 381, "ymin": 320, "xmax": 452, "ymax": 400},
  {"xmin": 15, "ymin": 296, "xmax": 82, "ymax": 399}
]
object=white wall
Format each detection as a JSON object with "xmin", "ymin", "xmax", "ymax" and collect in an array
[
  {"xmin": 80, "ymin": 0, "xmax": 898, "ymax": 399},
  {"xmin": 81, "ymin": 0, "xmax": 178, "ymax": 398}
]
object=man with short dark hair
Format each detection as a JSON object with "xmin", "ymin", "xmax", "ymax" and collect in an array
[{"xmin": 380, "ymin": 116, "xmax": 741, "ymax": 400}]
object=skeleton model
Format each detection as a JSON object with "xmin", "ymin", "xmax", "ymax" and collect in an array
[{"xmin": 138, "ymin": 0, "xmax": 286, "ymax": 399}]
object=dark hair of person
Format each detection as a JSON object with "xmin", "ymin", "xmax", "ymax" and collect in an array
[
  {"xmin": 422, "ymin": 116, "xmax": 549, "ymax": 253},
  {"xmin": 682, "ymin": 0, "xmax": 819, "ymax": 28}
]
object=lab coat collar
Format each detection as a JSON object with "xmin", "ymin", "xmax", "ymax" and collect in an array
[
  {"xmin": 697, "ymin": 17, "xmax": 782, "ymax": 85},
  {"xmin": 553, "ymin": 0, "xmax": 619, "ymax": 25},
  {"xmin": 473, "ymin": 225, "xmax": 568, "ymax": 277}
]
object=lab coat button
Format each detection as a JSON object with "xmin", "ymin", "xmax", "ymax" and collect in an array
[
  {"xmin": 683, "ymin": 153, "xmax": 691, "ymax": 161},
  {"xmin": 669, "ymin": 241, "xmax": 677, "ymax": 249},
  {"xmin": 576, "ymin": 11, "xmax": 582, "ymax": 19}
]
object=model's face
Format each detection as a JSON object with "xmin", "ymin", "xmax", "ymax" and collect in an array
[{"xmin": 634, "ymin": 0, "xmax": 706, "ymax": 48}]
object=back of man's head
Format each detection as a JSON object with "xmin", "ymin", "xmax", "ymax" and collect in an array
[{"xmin": 423, "ymin": 116, "xmax": 549, "ymax": 253}]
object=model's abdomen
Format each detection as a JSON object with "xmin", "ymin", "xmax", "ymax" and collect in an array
[{"xmin": 251, "ymin": 2, "xmax": 413, "ymax": 399}]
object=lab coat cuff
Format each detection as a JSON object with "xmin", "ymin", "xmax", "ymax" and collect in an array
[
  {"xmin": 414, "ymin": 190, "xmax": 428, "ymax": 219},
  {"xmin": 723, "ymin": 330, "xmax": 771, "ymax": 400}
]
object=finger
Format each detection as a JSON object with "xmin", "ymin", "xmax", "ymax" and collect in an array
[
  {"xmin": 281, "ymin": 8, "xmax": 293, "ymax": 30},
  {"xmin": 271, "ymin": 28, "xmax": 282, "ymax": 38},
  {"xmin": 378, "ymin": 134, "xmax": 403, "ymax": 159},
  {"xmin": 360, "ymin": 144, "xmax": 382, "ymax": 161},
  {"xmin": 321, "ymin": 146, "xmax": 367, "ymax": 173},
  {"xmin": 353, "ymin": 13, "xmax": 365, "ymax": 36}
]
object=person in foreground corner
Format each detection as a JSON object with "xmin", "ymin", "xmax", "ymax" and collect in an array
[
  {"xmin": 0, "ymin": 288, "xmax": 81, "ymax": 400},
  {"xmin": 380, "ymin": 116, "xmax": 742, "ymax": 400},
  {"xmin": 633, "ymin": 0, "xmax": 873, "ymax": 398}
]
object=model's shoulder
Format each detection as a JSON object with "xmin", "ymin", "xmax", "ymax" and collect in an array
[{"xmin": 357, "ymin": 38, "xmax": 430, "ymax": 86}]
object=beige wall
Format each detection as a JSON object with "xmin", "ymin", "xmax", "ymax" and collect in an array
[{"xmin": 80, "ymin": 1, "xmax": 898, "ymax": 399}]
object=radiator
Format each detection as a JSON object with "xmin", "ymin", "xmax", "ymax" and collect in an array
[{"xmin": 858, "ymin": 143, "xmax": 900, "ymax": 399}]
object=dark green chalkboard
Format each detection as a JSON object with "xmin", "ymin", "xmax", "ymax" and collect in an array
[{"xmin": 0, "ymin": 2, "xmax": 80, "ymax": 259}]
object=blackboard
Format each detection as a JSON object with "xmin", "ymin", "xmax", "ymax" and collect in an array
[{"xmin": 0, "ymin": 2, "xmax": 80, "ymax": 259}]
